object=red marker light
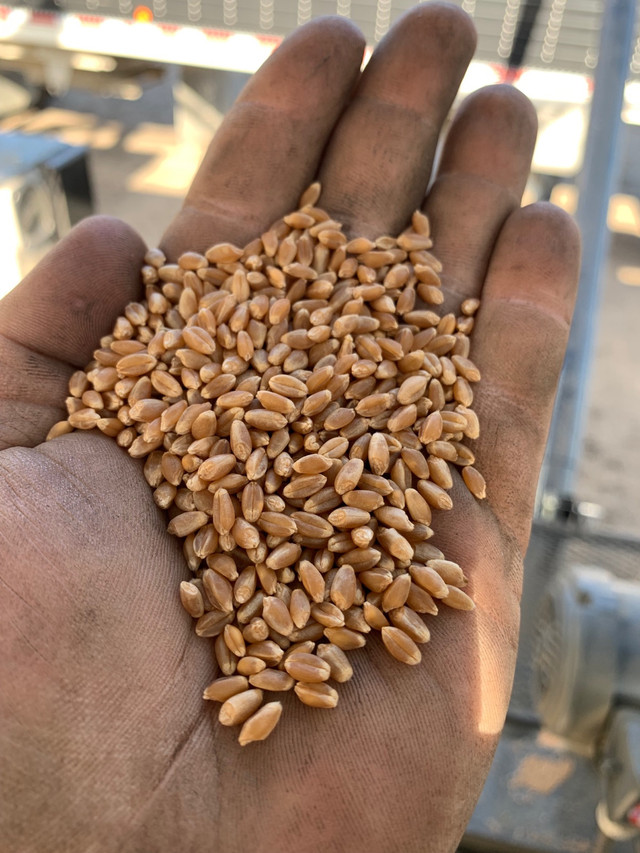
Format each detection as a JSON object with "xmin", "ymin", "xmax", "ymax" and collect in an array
[{"xmin": 627, "ymin": 803, "xmax": 640, "ymax": 828}]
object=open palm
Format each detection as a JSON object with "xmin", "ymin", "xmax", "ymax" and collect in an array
[{"xmin": 0, "ymin": 6, "xmax": 579, "ymax": 852}]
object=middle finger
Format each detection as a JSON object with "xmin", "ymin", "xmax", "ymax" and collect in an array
[{"xmin": 318, "ymin": 2, "xmax": 477, "ymax": 238}]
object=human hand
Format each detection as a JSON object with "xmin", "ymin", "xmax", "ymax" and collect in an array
[{"xmin": 0, "ymin": 5, "xmax": 579, "ymax": 852}]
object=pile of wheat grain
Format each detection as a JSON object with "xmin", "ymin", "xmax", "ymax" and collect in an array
[{"xmin": 48, "ymin": 183, "xmax": 485, "ymax": 746}]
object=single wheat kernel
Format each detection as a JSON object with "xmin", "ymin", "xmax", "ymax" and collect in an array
[
  {"xmin": 245, "ymin": 640, "xmax": 284, "ymax": 666},
  {"xmin": 389, "ymin": 606, "xmax": 431, "ymax": 644},
  {"xmin": 287, "ymin": 590, "xmax": 310, "ymax": 634},
  {"xmin": 363, "ymin": 600, "xmax": 390, "ymax": 630},
  {"xmin": 462, "ymin": 466, "xmax": 487, "ymax": 499},
  {"xmin": 442, "ymin": 586, "xmax": 475, "ymax": 611},
  {"xmin": 381, "ymin": 573, "xmax": 412, "ymax": 612},
  {"xmin": 426, "ymin": 559, "xmax": 467, "ymax": 586},
  {"xmin": 224, "ymin": 624, "xmax": 246, "ymax": 658},
  {"xmin": 294, "ymin": 681, "xmax": 339, "ymax": 709},
  {"xmin": 406, "ymin": 584, "xmax": 439, "ymax": 616},
  {"xmin": 381, "ymin": 626, "xmax": 422, "ymax": 665},
  {"xmin": 203, "ymin": 675, "xmax": 249, "ymax": 702},
  {"xmin": 329, "ymin": 565, "xmax": 357, "ymax": 611},
  {"xmin": 179, "ymin": 581, "xmax": 205, "ymax": 618},
  {"xmin": 236, "ymin": 656, "xmax": 267, "ymax": 676},
  {"xmin": 262, "ymin": 596, "xmax": 295, "ymax": 637},
  {"xmin": 323, "ymin": 626, "xmax": 366, "ymax": 650},
  {"xmin": 249, "ymin": 669, "xmax": 295, "ymax": 691},
  {"xmin": 215, "ymin": 633, "xmax": 238, "ymax": 676},
  {"xmin": 310, "ymin": 601, "xmax": 345, "ymax": 629},
  {"xmin": 195, "ymin": 610, "xmax": 234, "ymax": 638},
  {"xmin": 283, "ymin": 653, "xmax": 331, "ymax": 683},
  {"xmin": 316, "ymin": 643, "xmax": 353, "ymax": 683},
  {"xmin": 238, "ymin": 701, "xmax": 283, "ymax": 745},
  {"xmin": 219, "ymin": 689, "xmax": 264, "ymax": 726},
  {"xmin": 409, "ymin": 565, "xmax": 450, "ymax": 599}
]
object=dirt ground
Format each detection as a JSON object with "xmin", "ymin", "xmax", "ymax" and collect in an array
[{"xmin": 2, "ymin": 73, "xmax": 639, "ymax": 539}]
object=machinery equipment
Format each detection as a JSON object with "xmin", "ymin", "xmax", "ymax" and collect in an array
[
  {"xmin": 0, "ymin": 129, "xmax": 91, "ymax": 295},
  {"xmin": 536, "ymin": 566, "xmax": 640, "ymax": 844}
]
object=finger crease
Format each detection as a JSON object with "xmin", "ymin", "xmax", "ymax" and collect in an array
[{"xmin": 430, "ymin": 171, "xmax": 521, "ymax": 209}]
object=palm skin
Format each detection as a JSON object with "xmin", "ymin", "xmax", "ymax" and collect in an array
[{"xmin": 0, "ymin": 6, "xmax": 579, "ymax": 852}]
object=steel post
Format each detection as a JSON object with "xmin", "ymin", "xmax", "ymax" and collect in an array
[{"xmin": 538, "ymin": 0, "xmax": 637, "ymax": 507}]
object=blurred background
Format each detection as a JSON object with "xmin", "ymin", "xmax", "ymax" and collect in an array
[{"xmin": 1, "ymin": 1, "xmax": 639, "ymax": 850}]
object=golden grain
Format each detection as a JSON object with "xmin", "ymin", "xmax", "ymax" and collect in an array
[
  {"xmin": 262, "ymin": 596, "xmax": 295, "ymax": 637},
  {"xmin": 462, "ymin": 466, "xmax": 487, "ymax": 499},
  {"xmin": 46, "ymin": 420, "xmax": 74, "ymax": 440},
  {"xmin": 179, "ymin": 580, "xmax": 205, "ymax": 618},
  {"xmin": 195, "ymin": 610, "xmax": 234, "ymax": 638},
  {"xmin": 363, "ymin": 600, "xmax": 390, "ymax": 630},
  {"xmin": 231, "ymin": 518, "xmax": 260, "ymax": 549},
  {"xmin": 389, "ymin": 606, "xmax": 431, "ymax": 644},
  {"xmin": 327, "ymin": 506, "xmax": 371, "ymax": 529},
  {"xmin": 249, "ymin": 668, "xmax": 295, "ymax": 691},
  {"xmin": 215, "ymin": 633, "xmax": 238, "ymax": 676},
  {"xmin": 406, "ymin": 584, "xmax": 439, "ymax": 616},
  {"xmin": 333, "ymin": 458, "xmax": 364, "ymax": 495},
  {"xmin": 245, "ymin": 640, "xmax": 284, "ymax": 666},
  {"xmin": 58, "ymin": 184, "xmax": 486, "ymax": 744},
  {"xmin": 426, "ymin": 558, "xmax": 467, "ymax": 586},
  {"xmin": 377, "ymin": 528, "xmax": 414, "ymax": 562},
  {"xmin": 203, "ymin": 675, "xmax": 249, "ymax": 702},
  {"xmin": 212, "ymin": 488, "xmax": 235, "ymax": 535},
  {"xmin": 442, "ymin": 586, "xmax": 475, "ymax": 611},
  {"xmin": 289, "ymin": 588, "xmax": 311, "ymax": 629},
  {"xmin": 167, "ymin": 510, "xmax": 208, "ymax": 537},
  {"xmin": 381, "ymin": 573, "xmax": 412, "ymax": 612},
  {"xmin": 323, "ymin": 626, "xmax": 366, "ymax": 650},
  {"xmin": 416, "ymin": 479, "xmax": 454, "ymax": 511},
  {"xmin": 224, "ymin": 624, "xmax": 247, "ymax": 658},
  {"xmin": 68, "ymin": 408, "xmax": 102, "ymax": 429},
  {"xmin": 294, "ymin": 681, "xmax": 339, "ymax": 709},
  {"xmin": 219, "ymin": 688, "xmax": 263, "ymax": 726},
  {"xmin": 265, "ymin": 542, "xmax": 302, "ymax": 571},
  {"xmin": 310, "ymin": 601, "xmax": 346, "ymax": 629},
  {"xmin": 241, "ymin": 617, "xmax": 269, "ymax": 643},
  {"xmin": 381, "ymin": 626, "xmax": 422, "ymax": 665},
  {"xmin": 409, "ymin": 564, "xmax": 450, "ymax": 599},
  {"xmin": 284, "ymin": 652, "xmax": 331, "ymax": 683},
  {"xmin": 203, "ymin": 568, "xmax": 234, "ymax": 613},
  {"xmin": 283, "ymin": 474, "xmax": 327, "ymax": 499},
  {"xmin": 298, "ymin": 560, "xmax": 326, "ymax": 603},
  {"xmin": 315, "ymin": 643, "xmax": 353, "ymax": 683},
  {"xmin": 238, "ymin": 701, "xmax": 284, "ymax": 746},
  {"xmin": 236, "ymin": 656, "xmax": 268, "ymax": 676}
]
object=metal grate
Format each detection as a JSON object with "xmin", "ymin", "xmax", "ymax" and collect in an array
[
  {"xmin": 6, "ymin": 0, "xmax": 640, "ymax": 79},
  {"xmin": 532, "ymin": 592, "xmax": 563, "ymax": 704}
]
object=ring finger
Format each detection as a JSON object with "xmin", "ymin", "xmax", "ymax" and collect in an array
[{"xmin": 424, "ymin": 83, "xmax": 538, "ymax": 314}]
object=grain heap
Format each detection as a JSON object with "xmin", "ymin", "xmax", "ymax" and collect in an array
[{"xmin": 48, "ymin": 183, "xmax": 485, "ymax": 746}]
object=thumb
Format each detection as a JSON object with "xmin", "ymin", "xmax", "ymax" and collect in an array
[{"xmin": 0, "ymin": 216, "xmax": 146, "ymax": 449}]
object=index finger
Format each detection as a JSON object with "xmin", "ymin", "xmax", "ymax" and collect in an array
[{"xmin": 160, "ymin": 17, "xmax": 365, "ymax": 259}]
